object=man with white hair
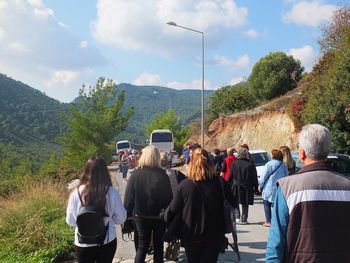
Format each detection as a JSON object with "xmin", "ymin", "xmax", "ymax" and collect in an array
[{"xmin": 266, "ymin": 124, "xmax": 350, "ymax": 263}]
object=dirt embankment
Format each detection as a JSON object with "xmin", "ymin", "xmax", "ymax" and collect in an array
[
  {"xmin": 203, "ymin": 111, "xmax": 298, "ymax": 152},
  {"xmin": 194, "ymin": 86, "xmax": 304, "ymax": 152}
]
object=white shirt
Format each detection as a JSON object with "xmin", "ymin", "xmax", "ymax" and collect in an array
[{"xmin": 66, "ymin": 185, "xmax": 127, "ymax": 247}]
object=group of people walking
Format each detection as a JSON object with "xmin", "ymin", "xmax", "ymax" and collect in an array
[{"xmin": 66, "ymin": 123, "xmax": 350, "ymax": 263}]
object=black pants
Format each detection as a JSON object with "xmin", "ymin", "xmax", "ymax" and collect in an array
[
  {"xmin": 235, "ymin": 204, "xmax": 249, "ymax": 222},
  {"xmin": 184, "ymin": 235, "xmax": 223, "ymax": 263},
  {"xmin": 134, "ymin": 218, "xmax": 166, "ymax": 263},
  {"xmin": 75, "ymin": 239, "xmax": 117, "ymax": 263}
]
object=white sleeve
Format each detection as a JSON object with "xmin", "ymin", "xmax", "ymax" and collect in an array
[
  {"xmin": 66, "ymin": 190, "xmax": 78, "ymax": 227},
  {"xmin": 110, "ymin": 188, "xmax": 127, "ymax": 225}
]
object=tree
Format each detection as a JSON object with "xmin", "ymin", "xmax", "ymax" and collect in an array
[
  {"xmin": 61, "ymin": 78, "xmax": 133, "ymax": 169},
  {"xmin": 248, "ymin": 52, "xmax": 304, "ymax": 100},
  {"xmin": 301, "ymin": 6, "xmax": 350, "ymax": 153},
  {"xmin": 208, "ymin": 82, "xmax": 256, "ymax": 118},
  {"xmin": 145, "ymin": 109, "xmax": 190, "ymax": 152}
]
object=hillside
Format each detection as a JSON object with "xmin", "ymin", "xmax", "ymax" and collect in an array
[
  {"xmin": 197, "ymin": 86, "xmax": 304, "ymax": 152},
  {"xmin": 0, "ymin": 74, "xmax": 67, "ymax": 165},
  {"xmin": 0, "ymin": 74, "xmax": 214, "ymax": 164},
  {"xmin": 115, "ymin": 83, "xmax": 214, "ymax": 143}
]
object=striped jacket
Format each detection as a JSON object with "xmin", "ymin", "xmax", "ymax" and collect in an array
[{"xmin": 266, "ymin": 161, "xmax": 350, "ymax": 263}]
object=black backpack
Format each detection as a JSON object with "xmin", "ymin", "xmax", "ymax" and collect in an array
[{"xmin": 76, "ymin": 189, "xmax": 109, "ymax": 245}]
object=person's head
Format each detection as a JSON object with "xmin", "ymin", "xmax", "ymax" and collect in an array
[
  {"xmin": 280, "ymin": 146, "xmax": 294, "ymax": 168},
  {"xmin": 240, "ymin": 144, "xmax": 249, "ymax": 151},
  {"xmin": 78, "ymin": 156, "xmax": 112, "ymax": 216},
  {"xmin": 271, "ymin": 149, "xmax": 284, "ymax": 161},
  {"xmin": 227, "ymin": 147, "xmax": 235, "ymax": 156},
  {"xmin": 298, "ymin": 124, "xmax": 331, "ymax": 163},
  {"xmin": 237, "ymin": 146, "xmax": 250, "ymax": 160},
  {"xmin": 160, "ymin": 152, "xmax": 168, "ymax": 168},
  {"xmin": 214, "ymin": 148, "xmax": 220, "ymax": 155},
  {"xmin": 188, "ymin": 147, "xmax": 215, "ymax": 181},
  {"xmin": 138, "ymin": 145, "xmax": 161, "ymax": 169}
]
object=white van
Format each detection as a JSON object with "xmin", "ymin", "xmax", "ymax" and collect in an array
[
  {"xmin": 149, "ymin": 129, "xmax": 174, "ymax": 153},
  {"xmin": 116, "ymin": 140, "xmax": 132, "ymax": 155}
]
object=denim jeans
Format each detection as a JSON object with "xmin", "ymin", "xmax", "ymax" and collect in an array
[
  {"xmin": 134, "ymin": 218, "xmax": 166, "ymax": 263},
  {"xmin": 263, "ymin": 199, "xmax": 273, "ymax": 223},
  {"xmin": 121, "ymin": 163, "xmax": 128, "ymax": 179}
]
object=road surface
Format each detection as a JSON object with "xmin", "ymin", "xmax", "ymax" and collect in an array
[{"xmin": 110, "ymin": 164, "xmax": 269, "ymax": 263}]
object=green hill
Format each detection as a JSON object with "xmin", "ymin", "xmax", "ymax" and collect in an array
[
  {"xmin": 0, "ymin": 74, "xmax": 214, "ymax": 164},
  {"xmin": 0, "ymin": 74, "xmax": 67, "ymax": 166},
  {"xmin": 115, "ymin": 83, "xmax": 214, "ymax": 143}
]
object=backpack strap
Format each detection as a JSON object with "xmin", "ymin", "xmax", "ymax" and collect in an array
[{"xmin": 77, "ymin": 187, "xmax": 85, "ymax": 206}]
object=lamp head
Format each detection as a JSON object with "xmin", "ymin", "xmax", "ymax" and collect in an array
[{"xmin": 167, "ymin": 21, "xmax": 177, "ymax": 26}]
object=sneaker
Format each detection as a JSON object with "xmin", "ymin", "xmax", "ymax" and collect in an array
[
  {"xmin": 263, "ymin": 221, "xmax": 271, "ymax": 227},
  {"xmin": 235, "ymin": 218, "xmax": 241, "ymax": 223},
  {"xmin": 240, "ymin": 221, "xmax": 248, "ymax": 225}
]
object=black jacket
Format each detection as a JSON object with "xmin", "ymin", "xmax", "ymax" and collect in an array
[
  {"xmin": 228, "ymin": 159, "xmax": 258, "ymax": 205},
  {"xmin": 167, "ymin": 176, "xmax": 236, "ymax": 243},
  {"xmin": 124, "ymin": 166, "xmax": 173, "ymax": 217}
]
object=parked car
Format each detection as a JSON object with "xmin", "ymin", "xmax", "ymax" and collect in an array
[
  {"xmin": 292, "ymin": 152, "xmax": 350, "ymax": 176},
  {"xmin": 249, "ymin": 150, "xmax": 272, "ymax": 183}
]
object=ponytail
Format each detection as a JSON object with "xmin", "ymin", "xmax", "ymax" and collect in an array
[{"xmin": 188, "ymin": 148, "xmax": 215, "ymax": 181}]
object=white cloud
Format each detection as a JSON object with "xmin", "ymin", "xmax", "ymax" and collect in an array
[
  {"xmin": 288, "ymin": 45, "xmax": 316, "ymax": 72},
  {"xmin": 0, "ymin": 0, "xmax": 106, "ymax": 102},
  {"xmin": 133, "ymin": 72, "xmax": 162, "ymax": 86},
  {"xmin": 48, "ymin": 70, "xmax": 79, "ymax": 86},
  {"xmin": 228, "ymin": 76, "xmax": 246, "ymax": 85},
  {"xmin": 282, "ymin": 1, "xmax": 337, "ymax": 27},
  {"xmin": 8, "ymin": 42, "xmax": 31, "ymax": 53},
  {"xmin": 167, "ymin": 79, "xmax": 214, "ymax": 90},
  {"xmin": 243, "ymin": 29, "xmax": 259, "ymax": 38},
  {"xmin": 213, "ymin": 54, "xmax": 249, "ymax": 70},
  {"xmin": 79, "ymin": 41, "xmax": 88, "ymax": 49},
  {"xmin": 91, "ymin": 0, "xmax": 248, "ymax": 55}
]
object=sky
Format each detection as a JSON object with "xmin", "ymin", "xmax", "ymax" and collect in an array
[{"xmin": 0, "ymin": 0, "xmax": 344, "ymax": 102}]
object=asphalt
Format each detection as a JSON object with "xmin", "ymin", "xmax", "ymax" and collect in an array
[{"xmin": 110, "ymin": 164, "xmax": 269, "ymax": 263}]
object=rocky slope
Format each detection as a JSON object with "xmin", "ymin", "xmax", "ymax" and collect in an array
[{"xmin": 200, "ymin": 86, "xmax": 303, "ymax": 152}]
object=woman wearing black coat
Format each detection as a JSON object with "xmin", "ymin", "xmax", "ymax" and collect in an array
[
  {"xmin": 165, "ymin": 147, "xmax": 236, "ymax": 263},
  {"xmin": 228, "ymin": 146, "xmax": 258, "ymax": 224},
  {"xmin": 124, "ymin": 145, "xmax": 173, "ymax": 263}
]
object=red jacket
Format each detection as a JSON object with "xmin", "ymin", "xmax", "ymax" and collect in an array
[{"xmin": 222, "ymin": 155, "xmax": 237, "ymax": 181}]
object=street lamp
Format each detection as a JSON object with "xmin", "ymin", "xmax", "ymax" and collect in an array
[{"xmin": 167, "ymin": 21, "xmax": 205, "ymax": 148}]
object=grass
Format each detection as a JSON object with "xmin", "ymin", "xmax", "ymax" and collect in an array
[{"xmin": 0, "ymin": 177, "xmax": 74, "ymax": 262}]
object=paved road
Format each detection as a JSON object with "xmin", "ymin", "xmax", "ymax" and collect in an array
[{"xmin": 110, "ymin": 164, "xmax": 269, "ymax": 263}]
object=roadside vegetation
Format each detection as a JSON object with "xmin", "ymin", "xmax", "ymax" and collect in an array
[{"xmin": 207, "ymin": 6, "xmax": 350, "ymax": 153}]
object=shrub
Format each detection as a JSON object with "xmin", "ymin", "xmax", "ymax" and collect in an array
[{"xmin": 0, "ymin": 179, "xmax": 74, "ymax": 262}]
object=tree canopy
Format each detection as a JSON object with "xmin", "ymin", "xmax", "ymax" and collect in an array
[
  {"xmin": 145, "ymin": 109, "xmax": 190, "ymax": 152},
  {"xmin": 248, "ymin": 52, "xmax": 304, "ymax": 100},
  {"xmin": 301, "ymin": 6, "xmax": 350, "ymax": 153},
  {"xmin": 208, "ymin": 82, "xmax": 256, "ymax": 118},
  {"xmin": 61, "ymin": 78, "xmax": 133, "ymax": 168}
]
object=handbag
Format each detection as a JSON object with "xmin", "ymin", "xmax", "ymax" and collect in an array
[
  {"xmin": 121, "ymin": 219, "xmax": 135, "ymax": 241},
  {"xmin": 165, "ymin": 240, "xmax": 181, "ymax": 261}
]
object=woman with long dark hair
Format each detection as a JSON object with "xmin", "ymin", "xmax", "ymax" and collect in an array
[
  {"xmin": 165, "ymin": 147, "xmax": 236, "ymax": 263},
  {"xmin": 66, "ymin": 156, "xmax": 127, "ymax": 262}
]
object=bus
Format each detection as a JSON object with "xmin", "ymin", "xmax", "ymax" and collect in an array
[
  {"xmin": 116, "ymin": 140, "xmax": 132, "ymax": 155},
  {"xmin": 149, "ymin": 129, "xmax": 174, "ymax": 153}
]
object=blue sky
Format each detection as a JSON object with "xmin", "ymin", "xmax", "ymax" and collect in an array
[{"xmin": 0, "ymin": 0, "xmax": 343, "ymax": 102}]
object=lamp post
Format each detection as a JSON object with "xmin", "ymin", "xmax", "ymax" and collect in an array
[{"xmin": 167, "ymin": 21, "xmax": 205, "ymax": 148}]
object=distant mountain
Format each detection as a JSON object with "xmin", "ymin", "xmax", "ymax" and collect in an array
[
  {"xmin": 115, "ymin": 83, "xmax": 214, "ymax": 143},
  {"xmin": 0, "ymin": 74, "xmax": 214, "ymax": 164},
  {"xmin": 0, "ymin": 74, "xmax": 67, "ymax": 165}
]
